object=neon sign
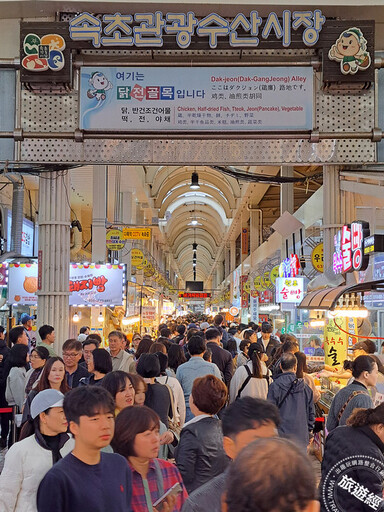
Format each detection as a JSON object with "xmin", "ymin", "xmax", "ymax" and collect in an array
[{"xmin": 333, "ymin": 221, "xmax": 370, "ymax": 274}]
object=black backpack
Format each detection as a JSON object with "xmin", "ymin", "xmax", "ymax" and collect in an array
[{"xmin": 236, "ymin": 365, "xmax": 270, "ymax": 400}]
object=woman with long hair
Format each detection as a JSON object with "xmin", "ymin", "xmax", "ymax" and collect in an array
[
  {"xmin": 22, "ymin": 357, "xmax": 70, "ymax": 424},
  {"xmin": 112, "ymin": 405, "xmax": 188, "ymax": 512},
  {"xmin": 135, "ymin": 337, "xmax": 153, "ymax": 361},
  {"xmin": 0, "ymin": 389, "xmax": 73, "ymax": 512},
  {"xmin": 327, "ymin": 355, "xmax": 378, "ymax": 432},
  {"xmin": 25, "ymin": 346, "xmax": 50, "ymax": 395},
  {"xmin": 229, "ymin": 343, "xmax": 270, "ymax": 403},
  {"xmin": 295, "ymin": 351, "xmax": 321, "ymax": 403},
  {"xmin": 320, "ymin": 403, "xmax": 384, "ymax": 512},
  {"xmin": 167, "ymin": 344, "xmax": 187, "ymax": 377},
  {"xmin": 5, "ymin": 344, "xmax": 30, "ymax": 412}
]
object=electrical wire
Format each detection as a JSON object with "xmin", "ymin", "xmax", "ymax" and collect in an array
[
  {"xmin": 333, "ymin": 318, "xmax": 384, "ymax": 341},
  {"xmin": 210, "ymin": 165, "xmax": 323, "ymax": 185}
]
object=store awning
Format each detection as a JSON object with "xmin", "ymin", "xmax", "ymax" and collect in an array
[{"xmin": 298, "ymin": 279, "xmax": 384, "ymax": 310}]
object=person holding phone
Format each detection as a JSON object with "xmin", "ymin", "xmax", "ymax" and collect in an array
[{"xmin": 112, "ymin": 405, "xmax": 188, "ymax": 512}]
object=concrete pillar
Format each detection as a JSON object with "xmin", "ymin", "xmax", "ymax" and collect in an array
[
  {"xmin": 92, "ymin": 166, "xmax": 107, "ymax": 263},
  {"xmin": 323, "ymin": 166, "xmax": 342, "ymax": 272},
  {"xmin": 280, "ymin": 166, "xmax": 294, "ymax": 215},
  {"xmin": 230, "ymin": 239, "xmax": 236, "ymax": 273},
  {"xmin": 37, "ymin": 171, "xmax": 70, "ymax": 354},
  {"xmin": 249, "ymin": 209, "xmax": 262, "ymax": 253},
  {"xmin": 224, "ymin": 244, "xmax": 230, "ymax": 279}
]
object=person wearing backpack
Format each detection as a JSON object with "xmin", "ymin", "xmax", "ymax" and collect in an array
[
  {"xmin": 229, "ymin": 344, "xmax": 270, "ymax": 403},
  {"xmin": 267, "ymin": 353, "xmax": 315, "ymax": 447}
]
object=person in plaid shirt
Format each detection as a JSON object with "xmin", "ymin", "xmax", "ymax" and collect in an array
[{"xmin": 112, "ymin": 405, "xmax": 188, "ymax": 512}]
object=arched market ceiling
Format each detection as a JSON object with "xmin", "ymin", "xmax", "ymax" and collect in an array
[{"xmin": 151, "ymin": 165, "xmax": 241, "ymax": 282}]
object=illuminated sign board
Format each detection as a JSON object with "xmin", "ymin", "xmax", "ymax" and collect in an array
[
  {"xmin": 179, "ymin": 292, "xmax": 211, "ymax": 298},
  {"xmin": 279, "ymin": 254, "xmax": 300, "ymax": 278},
  {"xmin": 333, "ymin": 221, "xmax": 371, "ymax": 274},
  {"xmin": 275, "ymin": 277, "xmax": 304, "ymax": 303}
]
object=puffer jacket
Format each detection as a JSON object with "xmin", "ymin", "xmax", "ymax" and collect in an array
[
  {"xmin": 0, "ymin": 431, "xmax": 74, "ymax": 512},
  {"xmin": 320, "ymin": 425, "xmax": 384, "ymax": 512},
  {"xmin": 175, "ymin": 416, "xmax": 229, "ymax": 493},
  {"xmin": 267, "ymin": 371, "xmax": 315, "ymax": 446}
]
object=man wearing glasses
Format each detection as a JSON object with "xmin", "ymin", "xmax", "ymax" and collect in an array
[{"xmin": 62, "ymin": 339, "xmax": 90, "ymax": 388}]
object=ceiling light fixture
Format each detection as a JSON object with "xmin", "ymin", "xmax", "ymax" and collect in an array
[
  {"xmin": 72, "ymin": 312, "xmax": 80, "ymax": 323},
  {"xmin": 190, "ymin": 171, "xmax": 200, "ymax": 189},
  {"xmin": 98, "ymin": 311, "xmax": 104, "ymax": 322}
]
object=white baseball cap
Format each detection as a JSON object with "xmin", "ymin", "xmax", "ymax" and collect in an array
[{"xmin": 30, "ymin": 389, "xmax": 64, "ymax": 419}]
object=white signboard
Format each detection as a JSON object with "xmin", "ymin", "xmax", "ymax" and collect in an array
[
  {"xmin": 80, "ymin": 66, "xmax": 313, "ymax": 131},
  {"xmin": 69, "ymin": 264, "xmax": 125, "ymax": 306},
  {"xmin": 7, "ymin": 263, "xmax": 125, "ymax": 306},
  {"xmin": 142, "ymin": 306, "xmax": 157, "ymax": 322},
  {"xmin": 8, "ymin": 263, "xmax": 38, "ymax": 305},
  {"xmin": 275, "ymin": 277, "xmax": 304, "ymax": 303},
  {"xmin": 250, "ymin": 296, "xmax": 259, "ymax": 323}
]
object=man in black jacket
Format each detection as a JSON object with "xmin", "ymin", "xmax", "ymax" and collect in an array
[
  {"xmin": 205, "ymin": 328, "xmax": 233, "ymax": 386},
  {"xmin": 257, "ymin": 322, "xmax": 281, "ymax": 365},
  {"xmin": 181, "ymin": 397, "xmax": 280, "ymax": 512}
]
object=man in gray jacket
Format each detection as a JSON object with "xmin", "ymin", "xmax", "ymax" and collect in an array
[
  {"xmin": 267, "ymin": 353, "xmax": 315, "ymax": 447},
  {"xmin": 181, "ymin": 397, "xmax": 280, "ymax": 512}
]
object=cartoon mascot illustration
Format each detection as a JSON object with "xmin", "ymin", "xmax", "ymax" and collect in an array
[
  {"xmin": 87, "ymin": 71, "xmax": 113, "ymax": 101},
  {"xmin": 328, "ymin": 27, "xmax": 371, "ymax": 75}
]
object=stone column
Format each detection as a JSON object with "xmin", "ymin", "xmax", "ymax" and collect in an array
[
  {"xmin": 37, "ymin": 171, "xmax": 70, "ymax": 354},
  {"xmin": 280, "ymin": 166, "xmax": 294, "ymax": 215},
  {"xmin": 249, "ymin": 208, "xmax": 261, "ymax": 253}
]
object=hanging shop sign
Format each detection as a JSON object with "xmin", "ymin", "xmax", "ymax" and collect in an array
[
  {"xmin": 263, "ymin": 271, "xmax": 272, "ymax": 288},
  {"xmin": 278, "ymin": 254, "xmax": 300, "ymax": 278},
  {"xmin": 258, "ymin": 289, "xmax": 274, "ymax": 304},
  {"xmin": 122, "ymin": 227, "xmax": 151, "ymax": 240},
  {"xmin": 324, "ymin": 317, "xmax": 356, "ymax": 368},
  {"xmin": 333, "ymin": 221, "xmax": 371, "ymax": 274},
  {"xmin": 179, "ymin": 292, "xmax": 211, "ymax": 299},
  {"xmin": 20, "ymin": 22, "xmax": 71, "ymax": 84},
  {"xmin": 254, "ymin": 276, "xmax": 266, "ymax": 291},
  {"xmin": 311, "ymin": 243, "xmax": 324, "ymax": 273},
  {"xmin": 106, "ymin": 229, "xmax": 125, "ymax": 251},
  {"xmin": 8, "ymin": 263, "xmax": 125, "ymax": 306},
  {"xmin": 229, "ymin": 306, "xmax": 239, "ymax": 317},
  {"xmin": 250, "ymin": 296, "xmax": 259, "ymax": 323},
  {"xmin": 364, "ymin": 234, "xmax": 384, "ymax": 255},
  {"xmin": 275, "ymin": 277, "xmax": 304, "ymax": 303},
  {"xmin": 243, "ymin": 280, "xmax": 251, "ymax": 294},
  {"xmin": 5, "ymin": 209, "xmax": 37, "ymax": 258},
  {"xmin": 79, "ymin": 66, "xmax": 313, "ymax": 132},
  {"xmin": 69, "ymin": 10, "xmax": 327, "ymax": 50},
  {"xmin": 240, "ymin": 275, "xmax": 249, "ymax": 309},
  {"xmin": 131, "ymin": 249, "xmax": 144, "ymax": 266},
  {"xmin": 269, "ymin": 265, "xmax": 280, "ymax": 285}
]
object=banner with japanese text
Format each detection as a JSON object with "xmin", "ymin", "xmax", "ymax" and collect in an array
[{"xmin": 79, "ymin": 66, "xmax": 313, "ymax": 131}]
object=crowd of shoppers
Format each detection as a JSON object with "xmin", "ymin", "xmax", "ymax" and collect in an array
[{"xmin": 0, "ymin": 315, "xmax": 383, "ymax": 511}]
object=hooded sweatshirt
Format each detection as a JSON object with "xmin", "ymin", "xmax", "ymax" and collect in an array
[{"xmin": 267, "ymin": 371, "xmax": 315, "ymax": 446}]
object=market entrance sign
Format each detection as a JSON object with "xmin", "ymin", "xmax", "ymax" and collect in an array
[
  {"xmin": 69, "ymin": 11, "xmax": 326, "ymax": 50},
  {"xmin": 79, "ymin": 66, "xmax": 313, "ymax": 132}
]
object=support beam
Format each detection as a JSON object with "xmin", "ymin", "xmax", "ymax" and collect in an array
[
  {"xmin": 37, "ymin": 171, "xmax": 70, "ymax": 354},
  {"xmin": 280, "ymin": 166, "xmax": 294, "ymax": 215},
  {"xmin": 92, "ymin": 165, "xmax": 107, "ymax": 262},
  {"xmin": 323, "ymin": 166, "xmax": 342, "ymax": 271}
]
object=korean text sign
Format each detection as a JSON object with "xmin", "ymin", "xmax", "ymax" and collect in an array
[
  {"xmin": 275, "ymin": 277, "xmax": 304, "ymax": 303},
  {"xmin": 69, "ymin": 11, "xmax": 326, "ymax": 49},
  {"xmin": 7, "ymin": 263, "xmax": 125, "ymax": 306},
  {"xmin": 79, "ymin": 66, "xmax": 313, "ymax": 131}
]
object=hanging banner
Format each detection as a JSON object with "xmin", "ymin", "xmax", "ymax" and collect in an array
[
  {"xmin": 79, "ymin": 66, "xmax": 313, "ymax": 132},
  {"xmin": 269, "ymin": 265, "xmax": 280, "ymax": 285},
  {"xmin": 250, "ymin": 295, "xmax": 259, "ymax": 323},
  {"xmin": 8, "ymin": 263, "xmax": 126, "ymax": 306},
  {"xmin": 240, "ymin": 275, "xmax": 249, "ymax": 309},
  {"xmin": 142, "ymin": 306, "xmax": 157, "ymax": 322},
  {"xmin": 324, "ymin": 318, "xmax": 349, "ymax": 368},
  {"xmin": 241, "ymin": 228, "xmax": 249, "ymax": 255}
]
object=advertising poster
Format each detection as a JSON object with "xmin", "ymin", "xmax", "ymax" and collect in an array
[
  {"xmin": 80, "ymin": 66, "xmax": 313, "ymax": 131},
  {"xmin": 8, "ymin": 263, "xmax": 38, "ymax": 305},
  {"xmin": 7, "ymin": 263, "xmax": 126, "ymax": 306}
]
